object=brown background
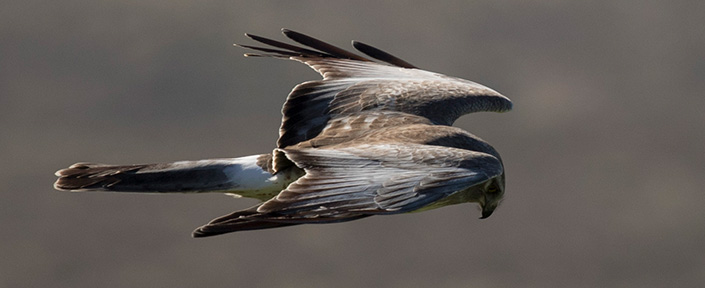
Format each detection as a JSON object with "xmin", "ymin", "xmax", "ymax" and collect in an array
[{"xmin": 2, "ymin": 1, "xmax": 704, "ymax": 287}]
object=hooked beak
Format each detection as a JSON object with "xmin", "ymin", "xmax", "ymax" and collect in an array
[{"xmin": 480, "ymin": 205, "xmax": 495, "ymax": 219}]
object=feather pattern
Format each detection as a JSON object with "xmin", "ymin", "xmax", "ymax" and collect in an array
[
  {"xmin": 55, "ymin": 29, "xmax": 512, "ymax": 238},
  {"xmin": 235, "ymin": 29, "xmax": 512, "ymax": 149},
  {"xmin": 193, "ymin": 143, "xmax": 502, "ymax": 236}
]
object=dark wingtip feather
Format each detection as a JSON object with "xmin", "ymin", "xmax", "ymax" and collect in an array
[
  {"xmin": 352, "ymin": 41, "xmax": 417, "ymax": 68},
  {"xmin": 192, "ymin": 221, "xmax": 296, "ymax": 237},
  {"xmin": 242, "ymin": 32, "xmax": 328, "ymax": 57},
  {"xmin": 281, "ymin": 29, "xmax": 371, "ymax": 61},
  {"xmin": 239, "ymin": 29, "xmax": 411, "ymax": 67},
  {"xmin": 234, "ymin": 43, "xmax": 299, "ymax": 57},
  {"xmin": 192, "ymin": 207, "xmax": 298, "ymax": 237}
]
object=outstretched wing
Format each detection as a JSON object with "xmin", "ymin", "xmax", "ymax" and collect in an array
[
  {"xmin": 193, "ymin": 143, "xmax": 503, "ymax": 237},
  {"xmin": 237, "ymin": 29, "xmax": 513, "ymax": 148}
]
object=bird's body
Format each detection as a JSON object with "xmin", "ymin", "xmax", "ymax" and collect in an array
[{"xmin": 54, "ymin": 29, "xmax": 512, "ymax": 237}]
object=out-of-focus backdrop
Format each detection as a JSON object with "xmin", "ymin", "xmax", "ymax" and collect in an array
[{"xmin": 2, "ymin": 1, "xmax": 703, "ymax": 287}]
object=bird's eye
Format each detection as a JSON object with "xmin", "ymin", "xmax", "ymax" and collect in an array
[{"xmin": 487, "ymin": 185, "xmax": 499, "ymax": 193}]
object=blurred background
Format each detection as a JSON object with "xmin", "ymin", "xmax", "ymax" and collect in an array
[{"xmin": 2, "ymin": 1, "xmax": 704, "ymax": 287}]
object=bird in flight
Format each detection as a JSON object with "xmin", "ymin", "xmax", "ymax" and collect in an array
[{"xmin": 54, "ymin": 29, "xmax": 513, "ymax": 237}]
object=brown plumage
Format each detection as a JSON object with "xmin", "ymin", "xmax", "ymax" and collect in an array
[{"xmin": 55, "ymin": 29, "xmax": 512, "ymax": 237}]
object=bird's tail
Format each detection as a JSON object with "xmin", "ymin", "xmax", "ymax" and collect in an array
[{"xmin": 53, "ymin": 154, "xmax": 302, "ymax": 201}]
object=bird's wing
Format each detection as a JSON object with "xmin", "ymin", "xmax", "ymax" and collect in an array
[
  {"xmin": 193, "ymin": 143, "xmax": 503, "ymax": 236},
  {"xmin": 289, "ymin": 110, "xmax": 435, "ymax": 149},
  {"xmin": 237, "ymin": 29, "xmax": 513, "ymax": 148}
]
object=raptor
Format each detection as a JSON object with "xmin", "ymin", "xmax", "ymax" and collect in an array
[{"xmin": 54, "ymin": 29, "xmax": 513, "ymax": 237}]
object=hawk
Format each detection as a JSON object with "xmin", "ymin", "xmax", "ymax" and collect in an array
[{"xmin": 54, "ymin": 29, "xmax": 513, "ymax": 237}]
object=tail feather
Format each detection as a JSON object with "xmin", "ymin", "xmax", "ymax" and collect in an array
[
  {"xmin": 54, "ymin": 155, "xmax": 300, "ymax": 200},
  {"xmin": 54, "ymin": 161, "xmax": 235, "ymax": 192},
  {"xmin": 54, "ymin": 162, "xmax": 146, "ymax": 190}
]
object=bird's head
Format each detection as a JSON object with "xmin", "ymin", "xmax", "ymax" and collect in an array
[{"xmin": 479, "ymin": 175, "xmax": 505, "ymax": 219}]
